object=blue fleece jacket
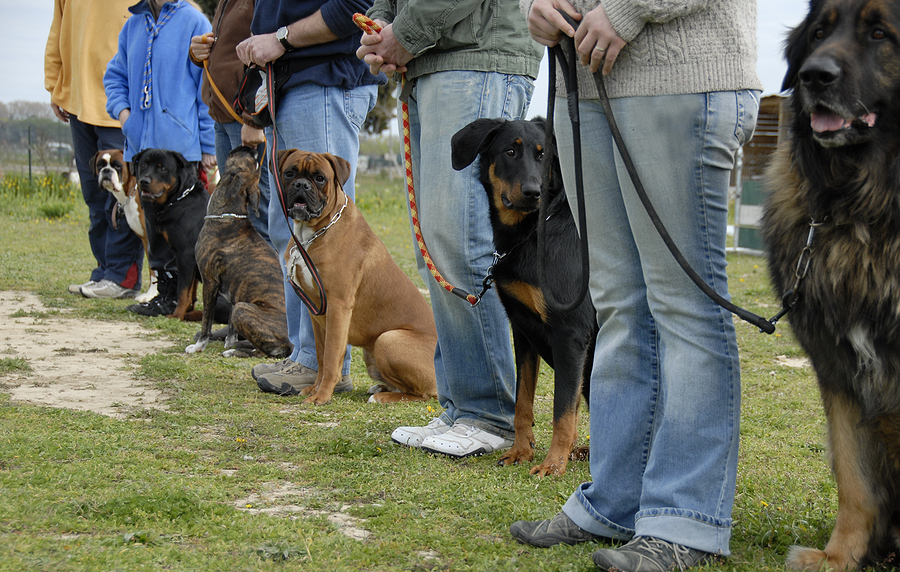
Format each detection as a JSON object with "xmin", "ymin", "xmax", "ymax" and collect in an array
[
  {"xmin": 104, "ymin": 0, "xmax": 214, "ymax": 162},
  {"xmin": 250, "ymin": 0, "xmax": 385, "ymax": 92}
]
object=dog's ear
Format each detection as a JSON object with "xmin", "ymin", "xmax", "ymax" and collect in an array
[
  {"xmin": 451, "ymin": 118, "xmax": 505, "ymax": 171},
  {"xmin": 89, "ymin": 151, "xmax": 102, "ymax": 176},
  {"xmin": 170, "ymin": 151, "xmax": 198, "ymax": 190},
  {"xmin": 323, "ymin": 153, "xmax": 352, "ymax": 187},
  {"xmin": 248, "ymin": 183, "xmax": 260, "ymax": 217},
  {"xmin": 277, "ymin": 149, "xmax": 296, "ymax": 174},
  {"xmin": 131, "ymin": 149, "xmax": 146, "ymax": 178}
]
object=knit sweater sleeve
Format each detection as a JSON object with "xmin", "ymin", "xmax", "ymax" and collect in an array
[{"xmin": 603, "ymin": 0, "xmax": 713, "ymax": 41}]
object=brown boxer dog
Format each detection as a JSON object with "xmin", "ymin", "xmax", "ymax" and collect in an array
[
  {"xmin": 277, "ymin": 149, "xmax": 437, "ymax": 405},
  {"xmin": 186, "ymin": 146, "xmax": 292, "ymax": 359}
]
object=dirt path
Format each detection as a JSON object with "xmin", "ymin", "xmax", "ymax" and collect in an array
[{"xmin": 0, "ymin": 290, "xmax": 172, "ymax": 418}]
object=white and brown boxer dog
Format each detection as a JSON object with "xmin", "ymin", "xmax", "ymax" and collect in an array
[
  {"xmin": 277, "ymin": 150, "xmax": 437, "ymax": 405},
  {"xmin": 90, "ymin": 149, "xmax": 157, "ymax": 303}
]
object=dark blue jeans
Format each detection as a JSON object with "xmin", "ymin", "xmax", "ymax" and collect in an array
[{"xmin": 70, "ymin": 115, "xmax": 144, "ymax": 288}]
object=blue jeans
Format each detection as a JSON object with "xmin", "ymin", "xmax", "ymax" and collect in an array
[
  {"xmin": 214, "ymin": 121, "xmax": 271, "ymax": 245},
  {"xmin": 70, "ymin": 115, "xmax": 143, "ymax": 288},
  {"xmin": 406, "ymin": 71, "xmax": 533, "ymax": 438},
  {"xmin": 556, "ymin": 91, "xmax": 759, "ymax": 555},
  {"xmin": 266, "ymin": 83, "xmax": 378, "ymax": 375}
]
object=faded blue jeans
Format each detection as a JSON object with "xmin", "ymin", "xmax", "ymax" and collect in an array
[
  {"xmin": 405, "ymin": 71, "xmax": 534, "ymax": 438},
  {"xmin": 556, "ymin": 91, "xmax": 759, "ymax": 556},
  {"xmin": 214, "ymin": 121, "xmax": 271, "ymax": 245},
  {"xmin": 266, "ymin": 83, "xmax": 378, "ymax": 375}
]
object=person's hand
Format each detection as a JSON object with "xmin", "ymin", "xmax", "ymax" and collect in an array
[
  {"xmin": 51, "ymin": 102, "xmax": 69, "ymax": 123},
  {"xmin": 118, "ymin": 108, "xmax": 131, "ymax": 129},
  {"xmin": 574, "ymin": 4, "xmax": 626, "ymax": 75},
  {"xmin": 190, "ymin": 32, "xmax": 215, "ymax": 61},
  {"xmin": 241, "ymin": 124, "xmax": 266, "ymax": 148},
  {"xmin": 201, "ymin": 153, "xmax": 217, "ymax": 172},
  {"xmin": 526, "ymin": 0, "xmax": 582, "ymax": 48},
  {"xmin": 356, "ymin": 21, "xmax": 411, "ymax": 76},
  {"xmin": 236, "ymin": 33, "xmax": 285, "ymax": 67}
]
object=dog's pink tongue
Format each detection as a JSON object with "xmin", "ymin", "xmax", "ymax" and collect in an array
[{"xmin": 810, "ymin": 111, "xmax": 848, "ymax": 133}]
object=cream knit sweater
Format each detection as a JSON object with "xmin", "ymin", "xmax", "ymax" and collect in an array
[{"xmin": 519, "ymin": 0, "xmax": 762, "ymax": 99}]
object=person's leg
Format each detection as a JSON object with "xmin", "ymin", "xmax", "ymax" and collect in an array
[
  {"xmin": 215, "ymin": 121, "xmax": 271, "ymax": 244},
  {"xmin": 262, "ymin": 83, "xmax": 377, "ymax": 386},
  {"xmin": 405, "ymin": 71, "xmax": 532, "ymax": 438},
  {"xmin": 559, "ymin": 91, "xmax": 758, "ymax": 556},
  {"xmin": 69, "ymin": 116, "xmax": 114, "ymax": 284}
]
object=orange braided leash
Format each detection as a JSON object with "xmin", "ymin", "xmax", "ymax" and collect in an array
[{"xmin": 353, "ymin": 14, "xmax": 481, "ymax": 305}]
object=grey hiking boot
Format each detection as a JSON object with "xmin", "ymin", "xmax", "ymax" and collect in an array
[
  {"xmin": 256, "ymin": 362, "xmax": 353, "ymax": 396},
  {"xmin": 251, "ymin": 358, "xmax": 294, "ymax": 381},
  {"xmin": 592, "ymin": 536, "xmax": 717, "ymax": 572},
  {"xmin": 510, "ymin": 511, "xmax": 603, "ymax": 548}
]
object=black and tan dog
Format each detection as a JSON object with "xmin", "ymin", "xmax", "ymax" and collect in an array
[
  {"xmin": 277, "ymin": 149, "xmax": 437, "ymax": 405},
  {"xmin": 452, "ymin": 117, "xmax": 594, "ymax": 477},
  {"xmin": 185, "ymin": 146, "xmax": 291, "ymax": 359},
  {"xmin": 132, "ymin": 148, "xmax": 208, "ymax": 321},
  {"xmin": 762, "ymin": 0, "xmax": 900, "ymax": 569},
  {"xmin": 90, "ymin": 148, "xmax": 158, "ymax": 304}
]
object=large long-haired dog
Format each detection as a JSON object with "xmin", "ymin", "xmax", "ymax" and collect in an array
[{"xmin": 761, "ymin": 0, "xmax": 900, "ymax": 569}]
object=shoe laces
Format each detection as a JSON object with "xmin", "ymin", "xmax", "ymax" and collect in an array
[{"xmin": 624, "ymin": 537, "xmax": 698, "ymax": 572}]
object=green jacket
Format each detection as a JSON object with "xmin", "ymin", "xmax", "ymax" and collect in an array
[{"xmin": 367, "ymin": 0, "xmax": 541, "ymax": 81}]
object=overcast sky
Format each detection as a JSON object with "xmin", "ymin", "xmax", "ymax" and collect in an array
[{"xmin": 0, "ymin": 0, "xmax": 807, "ymax": 111}]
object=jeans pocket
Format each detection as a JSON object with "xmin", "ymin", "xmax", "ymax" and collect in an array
[
  {"xmin": 344, "ymin": 88, "xmax": 376, "ymax": 130},
  {"xmin": 734, "ymin": 90, "xmax": 761, "ymax": 146}
]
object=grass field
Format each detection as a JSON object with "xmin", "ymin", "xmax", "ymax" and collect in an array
[{"xmin": 0, "ymin": 171, "xmax": 836, "ymax": 571}]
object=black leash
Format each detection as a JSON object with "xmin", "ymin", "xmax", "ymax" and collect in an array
[
  {"xmin": 541, "ymin": 13, "xmax": 777, "ymax": 334},
  {"xmin": 265, "ymin": 63, "xmax": 328, "ymax": 316}
]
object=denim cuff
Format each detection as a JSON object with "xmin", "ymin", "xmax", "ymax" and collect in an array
[
  {"xmin": 563, "ymin": 484, "xmax": 634, "ymax": 541},
  {"xmin": 635, "ymin": 512, "xmax": 733, "ymax": 556}
]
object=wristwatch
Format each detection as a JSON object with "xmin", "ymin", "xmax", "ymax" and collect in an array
[{"xmin": 276, "ymin": 26, "xmax": 293, "ymax": 51}]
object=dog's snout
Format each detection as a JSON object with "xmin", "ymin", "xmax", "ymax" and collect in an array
[
  {"xmin": 799, "ymin": 55, "xmax": 841, "ymax": 90},
  {"xmin": 521, "ymin": 185, "xmax": 541, "ymax": 200}
]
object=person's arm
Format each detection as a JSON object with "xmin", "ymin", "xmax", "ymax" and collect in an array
[
  {"xmin": 44, "ymin": 0, "xmax": 67, "ymax": 121},
  {"xmin": 104, "ymin": 28, "xmax": 132, "ymax": 125}
]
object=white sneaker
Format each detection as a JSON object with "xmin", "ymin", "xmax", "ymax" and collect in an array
[
  {"xmin": 420, "ymin": 423, "xmax": 513, "ymax": 458},
  {"xmin": 391, "ymin": 417, "xmax": 451, "ymax": 448},
  {"xmin": 80, "ymin": 279, "xmax": 139, "ymax": 299},
  {"xmin": 68, "ymin": 280, "xmax": 96, "ymax": 294}
]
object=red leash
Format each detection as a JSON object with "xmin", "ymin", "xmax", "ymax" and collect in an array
[{"xmin": 353, "ymin": 13, "xmax": 483, "ymax": 305}]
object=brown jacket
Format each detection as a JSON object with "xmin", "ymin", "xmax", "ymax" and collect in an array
[{"xmin": 193, "ymin": 0, "xmax": 254, "ymax": 124}]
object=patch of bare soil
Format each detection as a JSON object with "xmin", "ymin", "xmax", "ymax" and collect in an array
[{"xmin": 0, "ymin": 290, "xmax": 172, "ymax": 419}]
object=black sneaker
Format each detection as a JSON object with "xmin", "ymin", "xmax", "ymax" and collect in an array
[
  {"xmin": 510, "ymin": 512, "xmax": 603, "ymax": 548},
  {"xmin": 592, "ymin": 536, "xmax": 717, "ymax": 572},
  {"xmin": 127, "ymin": 295, "xmax": 177, "ymax": 317}
]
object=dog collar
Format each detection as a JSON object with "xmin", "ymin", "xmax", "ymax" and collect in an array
[
  {"xmin": 204, "ymin": 213, "xmax": 248, "ymax": 219},
  {"xmin": 300, "ymin": 194, "xmax": 348, "ymax": 247}
]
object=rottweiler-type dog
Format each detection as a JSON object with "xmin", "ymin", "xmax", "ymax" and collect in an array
[
  {"xmin": 90, "ymin": 149, "xmax": 158, "ymax": 303},
  {"xmin": 451, "ymin": 117, "xmax": 595, "ymax": 477},
  {"xmin": 762, "ymin": 0, "xmax": 900, "ymax": 569},
  {"xmin": 132, "ymin": 148, "xmax": 208, "ymax": 321},
  {"xmin": 186, "ymin": 146, "xmax": 291, "ymax": 359},
  {"xmin": 277, "ymin": 150, "xmax": 438, "ymax": 405}
]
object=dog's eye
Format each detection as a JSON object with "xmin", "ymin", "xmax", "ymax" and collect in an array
[
  {"xmin": 813, "ymin": 28, "xmax": 825, "ymax": 40},
  {"xmin": 315, "ymin": 174, "xmax": 327, "ymax": 184},
  {"xmin": 872, "ymin": 28, "xmax": 886, "ymax": 40},
  {"xmin": 505, "ymin": 149, "xmax": 516, "ymax": 157},
  {"xmin": 537, "ymin": 150, "xmax": 545, "ymax": 160}
]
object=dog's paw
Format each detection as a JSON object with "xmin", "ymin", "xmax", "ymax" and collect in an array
[{"xmin": 185, "ymin": 339, "xmax": 207, "ymax": 354}]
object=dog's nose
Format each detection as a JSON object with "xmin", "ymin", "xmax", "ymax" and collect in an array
[
  {"xmin": 522, "ymin": 185, "xmax": 541, "ymax": 200},
  {"xmin": 798, "ymin": 55, "xmax": 841, "ymax": 90}
]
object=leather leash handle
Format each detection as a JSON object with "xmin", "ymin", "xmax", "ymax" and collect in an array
[{"xmin": 353, "ymin": 13, "xmax": 485, "ymax": 306}]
